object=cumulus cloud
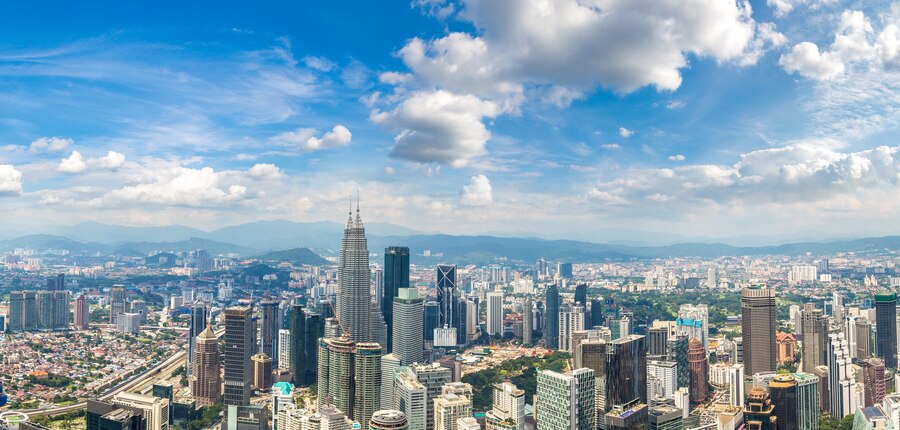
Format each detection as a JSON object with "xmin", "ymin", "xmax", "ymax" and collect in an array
[
  {"xmin": 460, "ymin": 174, "xmax": 493, "ymax": 206},
  {"xmin": 780, "ymin": 9, "xmax": 900, "ymax": 80},
  {"xmin": 371, "ymin": 90, "xmax": 502, "ymax": 167},
  {"xmin": 58, "ymin": 151, "xmax": 126, "ymax": 173},
  {"xmin": 618, "ymin": 127, "xmax": 634, "ymax": 138},
  {"xmin": 247, "ymin": 163, "xmax": 284, "ymax": 180},
  {"xmin": 0, "ymin": 165, "xmax": 24, "ymax": 196},
  {"xmin": 372, "ymin": 0, "xmax": 782, "ymax": 166},
  {"xmin": 668, "ymin": 154, "xmax": 687, "ymax": 161},
  {"xmin": 766, "ymin": 0, "xmax": 836, "ymax": 17},
  {"xmin": 29, "ymin": 137, "xmax": 72, "ymax": 153},
  {"xmin": 586, "ymin": 141, "xmax": 900, "ymax": 208},
  {"xmin": 272, "ymin": 125, "xmax": 352, "ymax": 152}
]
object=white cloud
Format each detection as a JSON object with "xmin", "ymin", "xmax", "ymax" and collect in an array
[
  {"xmin": 272, "ymin": 125, "xmax": 353, "ymax": 152},
  {"xmin": 247, "ymin": 163, "xmax": 284, "ymax": 180},
  {"xmin": 0, "ymin": 165, "xmax": 24, "ymax": 196},
  {"xmin": 373, "ymin": 0, "xmax": 782, "ymax": 166},
  {"xmin": 58, "ymin": 151, "xmax": 88, "ymax": 173},
  {"xmin": 58, "ymin": 150, "xmax": 126, "ymax": 173},
  {"xmin": 766, "ymin": 0, "xmax": 836, "ymax": 17},
  {"xmin": 601, "ymin": 143, "xmax": 621, "ymax": 150},
  {"xmin": 29, "ymin": 137, "xmax": 72, "ymax": 153},
  {"xmin": 371, "ymin": 90, "xmax": 502, "ymax": 167},
  {"xmin": 587, "ymin": 141, "xmax": 900, "ymax": 209},
  {"xmin": 668, "ymin": 154, "xmax": 687, "ymax": 161},
  {"xmin": 460, "ymin": 174, "xmax": 493, "ymax": 206},
  {"xmin": 96, "ymin": 167, "xmax": 250, "ymax": 208},
  {"xmin": 618, "ymin": 127, "xmax": 634, "ymax": 138},
  {"xmin": 303, "ymin": 56, "xmax": 336, "ymax": 72},
  {"xmin": 780, "ymin": 9, "xmax": 900, "ymax": 80}
]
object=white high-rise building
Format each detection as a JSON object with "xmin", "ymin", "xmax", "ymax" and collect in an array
[
  {"xmin": 559, "ymin": 305, "xmax": 585, "ymax": 353},
  {"xmin": 535, "ymin": 368, "xmax": 595, "ymax": 430},
  {"xmin": 707, "ymin": 267, "xmax": 716, "ymax": 288},
  {"xmin": 381, "ymin": 353, "xmax": 402, "ymax": 410},
  {"xmin": 486, "ymin": 382, "xmax": 525, "ymax": 430},
  {"xmin": 434, "ymin": 393, "xmax": 472, "ymax": 430},
  {"xmin": 828, "ymin": 332, "xmax": 859, "ymax": 418},
  {"xmin": 393, "ymin": 288, "xmax": 425, "ymax": 365},
  {"xmin": 678, "ymin": 304, "xmax": 709, "ymax": 347},
  {"xmin": 647, "ymin": 361, "xmax": 678, "ymax": 399},
  {"xmin": 487, "ymin": 292, "xmax": 503, "ymax": 336},
  {"xmin": 277, "ymin": 329, "xmax": 291, "ymax": 371},
  {"xmin": 394, "ymin": 368, "xmax": 427, "ymax": 430}
]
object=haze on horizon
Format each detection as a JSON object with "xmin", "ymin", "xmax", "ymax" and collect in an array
[{"xmin": 1, "ymin": 0, "xmax": 900, "ymax": 240}]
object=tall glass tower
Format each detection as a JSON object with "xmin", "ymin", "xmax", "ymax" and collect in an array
[
  {"xmin": 337, "ymin": 206, "xmax": 372, "ymax": 343},
  {"xmin": 383, "ymin": 246, "xmax": 410, "ymax": 353},
  {"xmin": 545, "ymin": 284, "xmax": 560, "ymax": 349},
  {"xmin": 436, "ymin": 265, "xmax": 457, "ymax": 328},
  {"xmin": 875, "ymin": 292, "xmax": 898, "ymax": 369}
]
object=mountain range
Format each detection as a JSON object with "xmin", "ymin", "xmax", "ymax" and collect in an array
[{"xmin": 2, "ymin": 220, "xmax": 900, "ymax": 264}]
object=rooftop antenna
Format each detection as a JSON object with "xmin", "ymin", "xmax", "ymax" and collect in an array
[{"xmin": 356, "ymin": 190, "xmax": 360, "ymax": 214}]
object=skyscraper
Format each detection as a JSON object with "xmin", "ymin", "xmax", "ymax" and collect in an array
[
  {"xmin": 688, "ymin": 338, "xmax": 708, "ymax": 403},
  {"xmin": 188, "ymin": 302, "xmax": 208, "ymax": 376},
  {"xmin": 827, "ymin": 331, "xmax": 858, "ymax": 418},
  {"xmin": 793, "ymin": 372, "xmax": 819, "ymax": 430},
  {"xmin": 559, "ymin": 305, "xmax": 586, "ymax": 353},
  {"xmin": 424, "ymin": 301, "xmax": 440, "ymax": 346},
  {"xmin": 535, "ymin": 368, "xmax": 595, "ymax": 430},
  {"xmin": 436, "ymin": 265, "xmax": 457, "ymax": 329},
  {"xmin": 667, "ymin": 335, "xmax": 689, "ymax": 389},
  {"xmin": 191, "ymin": 325, "xmax": 221, "ymax": 406},
  {"xmin": 75, "ymin": 294, "xmax": 90, "ymax": 330},
  {"xmin": 545, "ymin": 284, "xmax": 560, "ymax": 349},
  {"xmin": 277, "ymin": 329, "xmax": 291, "ymax": 371},
  {"xmin": 289, "ymin": 305, "xmax": 322, "ymax": 386},
  {"xmin": 590, "ymin": 299, "xmax": 603, "ymax": 330},
  {"xmin": 647, "ymin": 327, "xmax": 668, "ymax": 360},
  {"xmin": 605, "ymin": 335, "xmax": 647, "ymax": 415},
  {"xmin": 411, "ymin": 363, "xmax": 452, "ymax": 430},
  {"xmin": 110, "ymin": 286, "xmax": 126, "ymax": 325},
  {"xmin": 485, "ymin": 382, "xmax": 525, "ymax": 430},
  {"xmin": 574, "ymin": 284, "xmax": 587, "ymax": 307},
  {"xmin": 800, "ymin": 303, "xmax": 826, "ymax": 373},
  {"xmin": 393, "ymin": 288, "xmax": 424, "ymax": 365},
  {"xmin": 383, "ymin": 246, "xmax": 410, "ymax": 353},
  {"xmin": 337, "ymin": 206, "xmax": 372, "ymax": 343},
  {"xmin": 522, "ymin": 297, "xmax": 533, "ymax": 345},
  {"xmin": 875, "ymin": 292, "xmax": 898, "ymax": 369},
  {"xmin": 394, "ymin": 368, "xmax": 427, "ymax": 430},
  {"xmin": 223, "ymin": 306, "xmax": 253, "ymax": 406},
  {"xmin": 741, "ymin": 286, "xmax": 776, "ymax": 376},
  {"xmin": 433, "ymin": 392, "xmax": 471, "ymax": 430},
  {"xmin": 768, "ymin": 374, "xmax": 798, "ymax": 430},
  {"xmin": 317, "ymin": 337, "xmax": 383, "ymax": 427},
  {"xmin": 862, "ymin": 357, "xmax": 886, "ymax": 406},
  {"xmin": 370, "ymin": 410, "xmax": 409, "ymax": 430},
  {"xmin": 486, "ymin": 292, "xmax": 503, "ymax": 336},
  {"xmin": 259, "ymin": 300, "xmax": 280, "ymax": 368},
  {"xmin": 677, "ymin": 304, "xmax": 708, "ymax": 347}
]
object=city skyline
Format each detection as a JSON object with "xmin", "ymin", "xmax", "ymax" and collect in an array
[{"xmin": 0, "ymin": 1, "xmax": 899, "ymax": 239}]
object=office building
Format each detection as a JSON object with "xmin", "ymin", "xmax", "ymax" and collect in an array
[
  {"xmin": 574, "ymin": 283, "xmax": 587, "ymax": 307},
  {"xmin": 289, "ymin": 305, "xmax": 322, "ymax": 386},
  {"xmin": 111, "ymin": 392, "xmax": 169, "ymax": 430},
  {"xmin": 251, "ymin": 353, "xmax": 273, "ymax": 391},
  {"xmin": 75, "ymin": 294, "xmax": 90, "ymax": 330},
  {"xmin": 110, "ymin": 286, "xmax": 126, "ymax": 325},
  {"xmin": 768, "ymin": 374, "xmax": 798, "ymax": 430},
  {"xmin": 486, "ymin": 292, "xmax": 503, "ymax": 336},
  {"xmin": 223, "ymin": 306, "xmax": 253, "ymax": 406},
  {"xmin": 381, "ymin": 354, "xmax": 402, "ymax": 410},
  {"xmin": 394, "ymin": 368, "xmax": 427, "ymax": 430},
  {"xmin": 647, "ymin": 327, "xmax": 668, "ymax": 360},
  {"xmin": 647, "ymin": 361, "xmax": 677, "ymax": 399},
  {"xmin": 411, "ymin": 363, "xmax": 452, "ymax": 430},
  {"xmin": 863, "ymin": 357, "xmax": 886, "ymax": 406},
  {"xmin": 317, "ymin": 337, "xmax": 383, "ymax": 427},
  {"xmin": 741, "ymin": 287, "xmax": 776, "ymax": 376},
  {"xmin": 485, "ymin": 382, "xmax": 524, "ymax": 430},
  {"xmin": 605, "ymin": 335, "xmax": 647, "ymax": 419},
  {"xmin": 828, "ymin": 331, "xmax": 858, "ymax": 418},
  {"xmin": 876, "ymin": 292, "xmax": 898, "ymax": 369},
  {"xmin": 522, "ymin": 297, "xmax": 533, "ymax": 345},
  {"xmin": 192, "ymin": 325, "xmax": 222, "ymax": 406},
  {"xmin": 188, "ymin": 303, "xmax": 208, "ymax": 376},
  {"xmin": 337, "ymin": 207, "xmax": 372, "ymax": 343},
  {"xmin": 793, "ymin": 372, "xmax": 819, "ymax": 430},
  {"xmin": 456, "ymin": 417, "xmax": 480, "ymax": 430},
  {"xmin": 590, "ymin": 299, "xmax": 602, "ymax": 330},
  {"xmin": 536, "ymin": 368, "xmax": 595, "ymax": 430},
  {"xmin": 677, "ymin": 304, "xmax": 708, "ymax": 347},
  {"xmin": 688, "ymin": 338, "xmax": 708, "ymax": 403},
  {"xmin": 433, "ymin": 393, "xmax": 471, "ymax": 430},
  {"xmin": 437, "ymin": 264, "xmax": 457, "ymax": 330},
  {"xmin": 667, "ymin": 335, "xmax": 689, "ymax": 389},
  {"xmin": 648, "ymin": 405, "xmax": 682, "ymax": 430},
  {"xmin": 393, "ymin": 288, "xmax": 424, "ymax": 365},
  {"xmin": 558, "ymin": 263, "xmax": 574, "ymax": 279},
  {"xmin": 559, "ymin": 305, "xmax": 586, "ymax": 353},
  {"xmin": 744, "ymin": 387, "xmax": 776, "ymax": 430},
  {"xmin": 277, "ymin": 329, "xmax": 291, "ymax": 371},
  {"xmin": 117, "ymin": 313, "xmax": 141, "ymax": 334},
  {"xmin": 129, "ymin": 300, "xmax": 147, "ymax": 324},
  {"xmin": 856, "ymin": 319, "xmax": 873, "ymax": 359},
  {"xmin": 800, "ymin": 303, "xmax": 827, "ymax": 373},
  {"xmin": 383, "ymin": 246, "xmax": 410, "ymax": 353},
  {"xmin": 545, "ymin": 284, "xmax": 560, "ymax": 349},
  {"xmin": 424, "ymin": 301, "xmax": 440, "ymax": 346},
  {"xmin": 370, "ymin": 410, "xmax": 409, "ymax": 430},
  {"xmin": 259, "ymin": 300, "xmax": 279, "ymax": 368}
]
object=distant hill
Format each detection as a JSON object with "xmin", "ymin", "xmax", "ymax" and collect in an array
[
  {"xmin": 146, "ymin": 252, "xmax": 180, "ymax": 268},
  {"xmin": 114, "ymin": 238, "xmax": 253, "ymax": 255},
  {"xmin": 49, "ymin": 221, "xmax": 207, "ymax": 243},
  {"xmin": 256, "ymin": 247, "xmax": 330, "ymax": 266},
  {"xmin": 0, "ymin": 235, "xmax": 252, "ymax": 256},
  {"xmin": 0, "ymin": 234, "xmax": 106, "ymax": 253}
]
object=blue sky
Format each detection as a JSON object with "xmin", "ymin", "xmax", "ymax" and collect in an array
[{"xmin": 1, "ymin": 0, "xmax": 900, "ymax": 242}]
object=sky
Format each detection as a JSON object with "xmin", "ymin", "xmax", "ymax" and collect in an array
[{"xmin": 1, "ymin": 0, "xmax": 900, "ymax": 242}]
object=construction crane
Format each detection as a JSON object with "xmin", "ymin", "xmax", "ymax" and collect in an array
[{"xmin": 325, "ymin": 298, "xmax": 351, "ymax": 338}]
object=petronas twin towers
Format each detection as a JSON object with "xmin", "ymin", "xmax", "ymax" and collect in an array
[{"xmin": 336, "ymin": 206, "xmax": 373, "ymax": 343}]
